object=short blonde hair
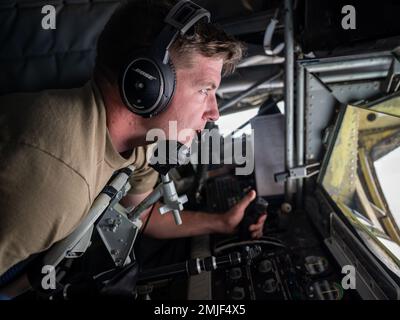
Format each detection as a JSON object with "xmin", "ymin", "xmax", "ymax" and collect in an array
[{"xmin": 170, "ymin": 22, "xmax": 245, "ymax": 76}]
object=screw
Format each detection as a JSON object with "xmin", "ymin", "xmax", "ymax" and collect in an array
[{"xmin": 111, "ymin": 249, "xmax": 120, "ymax": 256}]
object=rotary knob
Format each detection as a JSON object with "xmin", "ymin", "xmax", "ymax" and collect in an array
[
  {"xmin": 229, "ymin": 267, "xmax": 242, "ymax": 280},
  {"xmin": 262, "ymin": 278, "xmax": 277, "ymax": 293},
  {"xmin": 230, "ymin": 286, "xmax": 246, "ymax": 300},
  {"xmin": 258, "ymin": 259, "xmax": 273, "ymax": 273}
]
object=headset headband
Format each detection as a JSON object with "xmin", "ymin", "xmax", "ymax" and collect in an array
[{"xmin": 152, "ymin": 0, "xmax": 211, "ymax": 64}]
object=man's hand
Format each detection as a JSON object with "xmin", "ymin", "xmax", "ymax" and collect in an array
[
  {"xmin": 120, "ymin": 189, "xmax": 267, "ymax": 239},
  {"xmin": 220, "ymin": 190, "xmax": 267, "ymax": 239}
]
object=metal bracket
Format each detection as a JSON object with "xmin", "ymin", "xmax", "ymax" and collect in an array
[
  {"xmin": 158, "ymin": 174, "xmax": 188, "ymax": 225},
  {"xmin": 96, "ymin": 202, "xmax": 142, "ymax": 268},
  {"xmin": 263, "ymin": 9, "xmax": 284, "ymax": 56},
  {"xmin": 65, "ymin": 225, "xmax": 94, "ymax": 259},
  {"xmin": 128, "ymin": 173, "xmax": 188, "ymax": 227},
  {"xmin": 90, "ymin": 173, "xmax": 188, "ymax": 269},
  {"xmin": 382, "ymin": 58, "xmax": 400, "ymax": 94},
  {"xmin": 274, "ymin": 162, "xmax": 320, "ymax": 183},
  {"xmin": 96, "ymin": 173, "xmax": 189, "ymax": 268},
  {"xmin": 43, "ymin": 165, "xmax": 135, "ymax": 268}
]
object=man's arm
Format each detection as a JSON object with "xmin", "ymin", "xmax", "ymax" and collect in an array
[
  {"xmin": 121, "ymin": 189, "xmax": 267, "ymax": 239},
  {"xmin": 0, "ymin": 274, "xmax": 30, "ymax": 300}
]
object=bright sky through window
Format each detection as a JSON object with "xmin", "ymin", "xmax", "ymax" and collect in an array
[
  {"xmin": 215, "ymin": 101, "xmax": 284, "ymax": 137},
  {"xmin": 374, "ymin": 146, "xmax": 400, "ymax": 227}
]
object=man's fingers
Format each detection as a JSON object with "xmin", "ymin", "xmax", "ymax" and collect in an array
[
  {"xmin": 248, "ymin": 214, "xmax": 267, "ymax": 232},
  {"xmin": 257, "ymin": 213, "xmax": 267, "ymax": 224},
  {"xmin": 236, "ymin": 190, "xmax": 256, "ymax": 211},
  {"xmin": 251, "ymin": 230, "xmax": 262, "ymax": 239},
  {"xmin": 248, "ymin": 221, "xmax": 263, "ymax": 232},
  {"xmin": 249, "ymin": 224, "xmax": 258, "ymax": 232}
]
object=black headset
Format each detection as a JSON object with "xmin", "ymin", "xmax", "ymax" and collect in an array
[{"xmin": 119, "ymin": 0, "xmax": 211, "ymax": 118}]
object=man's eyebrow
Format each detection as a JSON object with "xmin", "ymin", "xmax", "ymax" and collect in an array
[{"xmin": 194, "ymin": 80, "xmax": 217, "ymax": 89}]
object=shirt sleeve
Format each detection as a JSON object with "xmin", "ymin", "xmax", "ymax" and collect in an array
[
  {"xmin": 127, "ymin": 144, "xmax": 159, "ymax": 195},
  {"xmin": 0, "ymin": 143, "xmax": 91, "ymax": 275}
]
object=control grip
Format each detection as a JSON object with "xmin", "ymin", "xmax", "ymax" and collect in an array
[{"xmin": 238, "ymin": 197, "xmax": 268, "ymax": 240}]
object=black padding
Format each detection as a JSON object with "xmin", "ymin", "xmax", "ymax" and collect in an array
[{"xmin": 0, "ymin": 0, "xmax": 123, "ymax": 95}]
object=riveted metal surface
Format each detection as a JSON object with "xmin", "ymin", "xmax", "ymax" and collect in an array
[{"xmin": 305, "ymin": 73, "xmax": 339, "ymax": 162}]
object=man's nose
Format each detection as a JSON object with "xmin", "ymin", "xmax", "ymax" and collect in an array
[{"xmin": 206, "ymin": 94, "xmax": 220, "ymax": 122}]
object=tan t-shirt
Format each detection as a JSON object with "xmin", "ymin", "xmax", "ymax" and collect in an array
[{"xmin": 0, "ymin": 81, "xmax": 158, "ymax": 274}]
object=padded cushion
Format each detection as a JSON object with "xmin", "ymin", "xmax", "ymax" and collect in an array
[{"xmin": 0, "ymin": 0, "xmax": 123, "ymax": 95}]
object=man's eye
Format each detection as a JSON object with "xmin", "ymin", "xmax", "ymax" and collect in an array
[{"xmin": 199, "ymin": 89, "xmax": 209, "ymax": 96}]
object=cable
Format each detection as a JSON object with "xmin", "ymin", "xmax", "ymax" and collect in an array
[
  {"xmin": 213, "ymin": 235, "xmax": 285, "ymax": 251},
  {"xmin": 214, "ymin": 239, "xmax": 286, "ymax": 254},
  {"xmin": 260, "ymin": 235, "xmax": 285, "ymax": 244}
]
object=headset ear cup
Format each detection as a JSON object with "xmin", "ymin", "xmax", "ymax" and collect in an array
[
  {"xmin": 167, "ymin": 60, "xmax": 177, "ymax": 104},
  {"xmin": 148, "ymin": 60, "xmax": 176, "ymax": 117},
  {"xmin": 119, "ymin": 57, "xmax": 166, "ymax": 117},
  {"xmin": 163, "ymin": 60, "xmax": 177, "ymax": 112}
]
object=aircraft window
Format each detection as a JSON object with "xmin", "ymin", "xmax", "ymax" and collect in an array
[
  {"xmin": 320, "ymin": 99, "xmax": 400, "ymax": 275},
  {"xmin": 377, "ymin": 237, "xmax": 400, "ymax": 261},
  {"xmin": 374, "ymin": 147, "xmax": 400, "ymax": 227},
  {"xmin": 216, "ymin": 107, "xmax": 259, "ymax": 137},
  {"xmin": 216, "ymin": 101, "xmax": 285, "ymax": 137}
]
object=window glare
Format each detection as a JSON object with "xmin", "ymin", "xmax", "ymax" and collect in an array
[{"xmin": 215, "ymin": 108, "xmax": 259, "ymax": 136}]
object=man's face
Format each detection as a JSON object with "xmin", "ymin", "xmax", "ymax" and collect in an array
[{"xmin": 150, "ymin": 53, "xmax": 222, "ymax": 145}]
